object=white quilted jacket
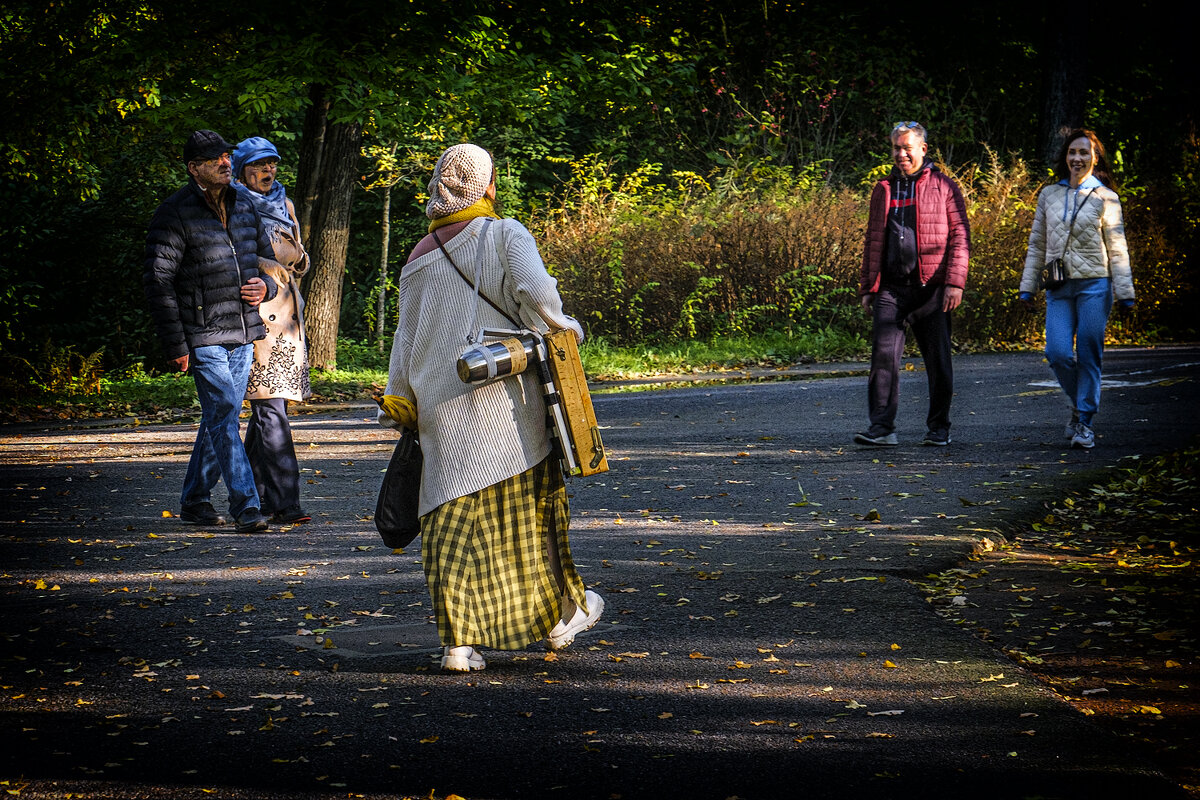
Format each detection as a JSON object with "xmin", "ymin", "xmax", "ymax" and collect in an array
[{"xmin": 1020, "ymin": 182, "xmax": 1134, "ymax": 300}]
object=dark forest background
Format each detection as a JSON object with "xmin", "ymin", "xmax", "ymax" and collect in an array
[{"xmin": 2, "ymin": 0, "xmax": 1196, "ymax": 392}]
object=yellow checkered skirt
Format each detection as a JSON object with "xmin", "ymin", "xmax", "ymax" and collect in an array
[{"xmin": 420, "ymin": 457, "xmax": 587, "ymax": 650}]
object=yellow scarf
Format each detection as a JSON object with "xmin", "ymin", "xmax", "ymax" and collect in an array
[{"xmin": 428, "ymin": 197, "xmax": 499, "ymax": 232}]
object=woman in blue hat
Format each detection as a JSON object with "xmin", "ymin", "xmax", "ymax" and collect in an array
[{"xmin": 233, "ymin": 136, "xmax": 312, "ymax": 525}]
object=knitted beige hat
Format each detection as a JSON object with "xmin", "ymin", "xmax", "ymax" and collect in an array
[{"xmin": 426, "ymin": 143, "xmax": 494, "ymax": 219}]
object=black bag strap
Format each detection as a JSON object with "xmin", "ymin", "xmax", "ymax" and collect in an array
[{"xmin": 431, "ymin": 222, "xmax": 521, "ymax": 334}]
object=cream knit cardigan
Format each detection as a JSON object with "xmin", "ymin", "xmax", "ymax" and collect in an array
[
  {"xmin": 379, "ymin": 217, "xmax": 583, "ymax": 516},
  {"xmin": 1020, "ymin": 182, "xmax": 1134, "ymax": 300}
]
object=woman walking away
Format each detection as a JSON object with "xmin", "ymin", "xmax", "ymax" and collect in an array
[
  {"xmin": 1019, "ymin": 128, "xmax": 1134, "ymax": 449},
  {"xmin": 233, "ymin": 137, "xmax": 312, "ymax": 524},
  {"xmin": 377, "ymin": 143, "xmax": 603, "ymax": 672}
]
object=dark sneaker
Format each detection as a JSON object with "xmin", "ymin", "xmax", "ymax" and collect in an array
[
  {"xmin": 235, "ymin": 508, "xmax": 269, "ymax": 533},
  {"xmin": 180, "ymin": 502, "xmax": 225, "ymax": 526},
  {"xmin": 854, "ymin": 431, "xmax": 898, "ymax": 446},
  {"xmin": 271, "ymin": 507, "xmax": 311, "ymax": 525},
  {"xmin": 1070, "ymin": 424, "xmax": 1095, "ymax": 449},
  {"xmin": 922, "ymin": 430, "xmax": 952, "ymax": 446}
]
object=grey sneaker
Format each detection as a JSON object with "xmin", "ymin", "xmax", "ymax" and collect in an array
[
  {"xmin": 922, "ymin": 430, "xmax": 952, "ymax": 446},
  {"xmin": 1070, "ymin": 424, "xmax": 1095, "ymax": 449},
  {"xmin": 1065, "ymin": 411, "xmax": 1080, "ymax": 440},
  {"xmin": 854, "ymin": 431, "xmax": 899, "ymax": 446}
]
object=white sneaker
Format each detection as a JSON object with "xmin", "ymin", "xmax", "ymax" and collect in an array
[
  {"xmin": 441, "ymin": 645, "xmax": 486, "ymax": 672},
  {"xmin": 547, "ymin": 589, "xmax": 605, "ymax": 651}
]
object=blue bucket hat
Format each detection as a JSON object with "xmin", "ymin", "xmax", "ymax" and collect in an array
[{"xmin": 232, "ymin": 136, "xmax": 281, "ymax": 180}]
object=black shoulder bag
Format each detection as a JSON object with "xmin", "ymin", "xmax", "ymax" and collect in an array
[{"xmin": 375, "ymin": 426, "xmax": 422, "ymax": 549}]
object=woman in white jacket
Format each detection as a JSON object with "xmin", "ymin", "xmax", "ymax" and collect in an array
[
  {"xmin": 1019, "ymin": 129, "xmax": 1134, "ymax": 449},
  {"xmin": 377, "ymin": 144, "xmax": 603, "ymax": 672}
]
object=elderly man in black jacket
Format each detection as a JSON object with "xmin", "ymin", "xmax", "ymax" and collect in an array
[{"xmin": 144, "ymin": 130, "xmax": 281, "ymax": 533}]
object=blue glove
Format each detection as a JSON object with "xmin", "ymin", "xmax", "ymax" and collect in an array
[
  {"xmin": 1018, "ymin": 291, "xmax": 1033, "ymax": 303},
  {"xmin": 1119, "ymin": 299, "xmax": 1135, "ymax": 310}
]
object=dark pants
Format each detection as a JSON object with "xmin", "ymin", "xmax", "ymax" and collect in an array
[
  {"xmin": 245, "ymin": 398, "xmax": 301, "ymax": 515},
  {"xmin": 867, "ymin": 283, "xmax": 954, "ymax": 437}
]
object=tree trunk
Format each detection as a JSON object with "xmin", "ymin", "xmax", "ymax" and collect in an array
[
  {"xmin": 303, "ymin": 119, "xmax": 362, "ymax": 370},
  {"xmin": 1040, "ymin": 10, "xmax": 1088, "ymax": 168},
  {"xmin": 295, "ymin": 83, "xmax": 330, "ymax": 248},
  {"xmin": 376, "ymin": 182, "xmax": 392, "ymax": 350}
]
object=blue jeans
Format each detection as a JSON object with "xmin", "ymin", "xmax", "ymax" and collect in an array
[
  {"xmin": 1045, "ymin": 278, "xmax": 1112, "ymax": 426},
  {"xmin": 181, "ymin": 343, "xmax": 261, "ymax": 517}
]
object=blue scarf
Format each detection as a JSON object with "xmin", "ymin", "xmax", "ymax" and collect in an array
[{"xmin": 235, "ymin": 179, "xmax": 293, "ymax": 235}]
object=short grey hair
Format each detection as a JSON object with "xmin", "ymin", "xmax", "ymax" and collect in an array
[{"xmin": 890, "ymin": 121, "xmax": 927, "ymax": 144}]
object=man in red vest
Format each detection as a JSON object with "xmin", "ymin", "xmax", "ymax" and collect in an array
[{"xmin": 856, "ymin": 121, "xmax": 971, "ymax": 447}]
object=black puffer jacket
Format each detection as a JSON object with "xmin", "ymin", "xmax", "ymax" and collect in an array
[{"xmin": 144, "ymin": 180, "xmax": 278, "ymax": 361}]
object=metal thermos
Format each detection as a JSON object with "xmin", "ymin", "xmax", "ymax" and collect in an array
[{"xmin": 456, "ymin": 333, "xmax": 539, "ymax": 384}]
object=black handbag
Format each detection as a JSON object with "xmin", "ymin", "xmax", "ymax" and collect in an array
[
  {"xmin": 375, "ymin": 429, "xmax": 422, "ymax": 549},
  {"xmin": 1041, "ymin": 257, "xmax": 1069, "ymax": 291}
]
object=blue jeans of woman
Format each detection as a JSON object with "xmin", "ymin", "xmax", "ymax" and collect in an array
[
  {"xmin": 1044, "ymin": 278, "xmax": 1112, "ymax": 426},
  {"xmin": 181, "ymin": 343, "xmax": 261, "ymax": 517}
]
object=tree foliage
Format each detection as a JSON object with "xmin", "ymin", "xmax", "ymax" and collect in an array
[{"xmin": 0, "ymin": 0, "xmax": 1195, "ymax": 386}]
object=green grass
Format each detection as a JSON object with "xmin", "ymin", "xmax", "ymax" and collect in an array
[{"xmin": 0, "ymin": 332, "xmax": 868, "ymax": 423}]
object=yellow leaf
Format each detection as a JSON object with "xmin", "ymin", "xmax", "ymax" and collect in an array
[
  {"xmin": 658, "ymin": 712, "xmax": 673, "ymax": 719},
  {"xmin": 890, "ymin": 643, "xmax": 901, "ymax": 651},
  {"xmin": 33, "ymin": 579, "xmax": 46, "ymax": 590},
  {"xmin": 162, "ymin": 510, "xmax": 173, "ymax": 518},
  {"xmin": 750, "ymin": 720, "xmax": 779, "ymax": 726},
  {"xmin": 419, "ymin": 735, "xmax": 439, "ymax": 744},
  {"xmin": 1165, "ymin": 660, "xmax": 1181, "ymax": 668},
  {"xmin": 1134, "ymin": 705, "xmax": 1162, "ymax": 715},
  {"xmin": 689, "ymin": 652, "xmax": 713, "ymax": 660},
  {"xmin": 882, "ymin": 660, "xmax": 898, "ymax": 669}
]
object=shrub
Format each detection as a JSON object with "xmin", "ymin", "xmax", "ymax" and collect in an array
[{"xmin": 533, "ymin": 157, "xmax": 869, "ymax": 349}]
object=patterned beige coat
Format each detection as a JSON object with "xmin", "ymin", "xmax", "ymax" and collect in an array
[
  {"xmin": 246, "ymin": 200, "xmax": 311, "ymax": 401},
  {"xmin": 1020, "ymin": 182, "xmax": 1134, "ymax": 300}
]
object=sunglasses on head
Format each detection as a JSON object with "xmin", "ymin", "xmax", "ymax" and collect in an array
[{"xmin": 893, "ymin": 121, "xmax": 921, "ymax": 131}]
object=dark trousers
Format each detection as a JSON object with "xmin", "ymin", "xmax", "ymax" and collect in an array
[
  {"xmin": 867, "ymin": 283, "xmax": 954, "ymax": 436},
  {"xmin": 244, "ymin": 398, "xmax": 301, "ymax": 515}
]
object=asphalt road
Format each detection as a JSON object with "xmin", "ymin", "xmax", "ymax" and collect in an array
[{"xmin": 2, "ymin": 347, "xmax": 1198, "ymax": 800}]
